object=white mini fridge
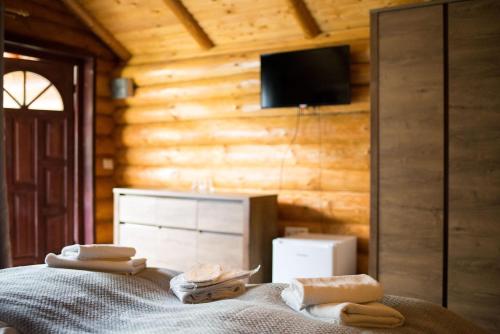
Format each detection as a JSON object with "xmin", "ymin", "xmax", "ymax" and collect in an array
[{"xmin": 272, "ymin": 233, "xmax": 357, "ymax": 283}]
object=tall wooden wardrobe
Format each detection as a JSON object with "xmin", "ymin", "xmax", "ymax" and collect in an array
[{"xmin": 370, "ymin": 0, "xmax": 500, "ymax": 332}]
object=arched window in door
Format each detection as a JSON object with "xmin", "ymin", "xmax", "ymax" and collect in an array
[{"xmin": 3, "ymin": 71, "xmax": 64, "ymax": 111}]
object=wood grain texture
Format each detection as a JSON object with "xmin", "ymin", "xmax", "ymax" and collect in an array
[
  {"xmin": 376, "ymin": 5, "xmax": 444, "ymax": 304},
  {"xmin": 285, "ymin": 0, "xmax": 321, "ymax": 38},
  {"xmin": 78, "ymin": 0, "xmax": 426, "ymax": 64},
  {"xmin": 61, "ymin": 0, "xmax": 131, "ymax": 61},
  {"xmin": 116, "ymin": 113, "xmax": 369, "ymax": 146},
  {"xmin": 448, "ymin": 0, "xmax": 500, "ymax": 331},
  {"xmin": 162, "ymin": 0, "xmax": 214, "ymax": 49}
]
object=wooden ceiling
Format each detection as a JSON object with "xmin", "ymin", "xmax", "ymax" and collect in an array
[{"xmin": 75, "ymin": 0, "xmax": 424, "ymax": 64}]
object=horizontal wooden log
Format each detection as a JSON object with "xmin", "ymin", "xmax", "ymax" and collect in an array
[
  {"xmin": 211, "ymin": 187, "xmax": 369, "ymax": 225},
  {"xmin": 96, "ymin": 97, "xmax": 115, "ymax": 115},
  {"xmin": 277, "ymin": 190, "xmax": 369, "ymax": 225},
  {"xmin": 5, "ymin": 14, "xmax": 115, "ymax": 60},
  {"xmin": 278, "ymin": 220, "xmax": 369, "ymax": 254},
  {"xmin": 121, "ymin": 54, "xmax": 367, "ymax": 86},
  {"xmin": 96, "ymin": 156, "xmax": 114, "ymax": 177},
  {"xmin": 121, "ymin": 53, "xmax": 260, "ymax": 86},
  {"xmin": 95, "ymin": 136, "xmax": 115, "ymax": 156},
  {"xmin": 115, "ymin": 95, "xmax": 369, "ymax": 124},
  {"xmin": 96, "ymin": 177, "xmax": 114, "ymax": 200},
  {"xmin": 115, "ymin": 165, "xmax": 369, "ymax": 192},
  {"xmin": 96, "ymin": 115, "xmax": 114, "ymax": 136},
  {"xmin": 125, "ymin": 72, "xmax": 259, "ymax": 105},
  {"xmin": 128, "ymin": 27, "xmax": 369, "ymax": 64},
  {"xmin": 116, "ymin": 113, "xmax": 369, "ymax": 147},
  {"xmin": 96, "ymin": 199, "xmax": 113, "ymax": 221},
  {"xmin": 95, "ymin": 221, "xmax": 113, "ymax": 244},
  {"xmin": 117, "ymin": 143, "xmax": 369, "ymax": 171}
]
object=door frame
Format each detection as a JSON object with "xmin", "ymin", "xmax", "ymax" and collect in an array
[{"xmin": 3, "ymin": 33, "xmax": 95, "ymax": 245}]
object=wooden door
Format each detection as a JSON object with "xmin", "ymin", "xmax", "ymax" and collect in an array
[
  {"xmin": 448, "ymin": 0, "xmax": 500, "ymax": 331},
  {"xmin": 3, "ymin": 57, "xmax": 75, "ymax": 266},
  {"xmin": 373, "ymin": 5, "xmax": 445, "ymax": 304}
]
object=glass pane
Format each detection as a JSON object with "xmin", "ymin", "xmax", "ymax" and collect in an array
[
  {"xmin": 25, "ymin": 71, "xmax": 52, "ymax": 105},
  {"xmin": 3, "ymin": 71, "xmax": 24, "ymax": 105},
  {"xmin": 28, "ymin": 85, "xmax": 64, "ymax": 111},
  {"xmin": 3, "ymin": 90, "xmax": 21, "ymax": 108}
]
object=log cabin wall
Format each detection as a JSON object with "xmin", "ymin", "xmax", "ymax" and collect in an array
[
  {"xmin": 4, "ymin": 0, "xmax": 119, "ymax": 243},
  {"xmin": 100, "ymin": 0, "xmax": 427, "ymax": 273}
]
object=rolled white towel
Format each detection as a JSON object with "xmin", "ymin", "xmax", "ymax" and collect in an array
[
  {"xmin": 306, "ymin": 302, "xmax": 404, "ymax": 328},
  {"xmin": 283, "ymin": 274, "xmax": 383, "ymax": 310},
  {"xmin": 61, "ymin": 244, "xmax": 136, "ymax": 260},
  {"xmin": 45, "ymin": 253, "xmax": 146, "ymax": 275},
  {"xmin": 170, "ymin": 274, "xmax": 246, "ymax": 304}
]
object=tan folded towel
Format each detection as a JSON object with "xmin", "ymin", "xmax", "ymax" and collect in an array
[
  {"xmin": 45, "ymin": 253, "xmax": 146, "ymax": 275},
  {"xmin": 284, "ymin": 274, "xmax": 383, "ymax": 310},
  {"xmin": 306, "ymin": 302, "xmax": 405, "ymax": 328},
  {"xmin": 61, "ymin": 244, "xmax": 136, "ymax": 260}
]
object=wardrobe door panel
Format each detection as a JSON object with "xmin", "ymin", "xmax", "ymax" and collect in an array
[
  {"xmin": 377, "ymin": 5, "xmax": 444, "ymax": 304},
  {"xmin": 448, "ymin": 0, "xmax": 500, "ymax": 331}
]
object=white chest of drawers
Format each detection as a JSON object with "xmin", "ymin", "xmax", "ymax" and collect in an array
[{"xmin": 113, "ymin": 188, "xmax": 277, "ymax": 282}]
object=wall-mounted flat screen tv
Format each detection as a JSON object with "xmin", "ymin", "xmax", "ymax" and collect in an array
[{"xmin": 260, "ymin": 45, "xmax": 351, "ymax": 108}]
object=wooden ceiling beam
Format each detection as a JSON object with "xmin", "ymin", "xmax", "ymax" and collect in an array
[
  {"xmin": 61, "ymin": 0, "xmax": 131, "ymax": 62},
  {"xmin": 286, "ymin": 0, "xmax": 321, "ymax": 38},
  {"xmin": 162, "ymin": 0, "xmax": 215, "ymax": 50}
]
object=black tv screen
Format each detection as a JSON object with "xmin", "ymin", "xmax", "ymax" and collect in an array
[{"xmin": 260, "ymin": 46, "xmax": 351, "ymax": 108}]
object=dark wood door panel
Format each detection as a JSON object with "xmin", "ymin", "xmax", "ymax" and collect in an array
[
  {"xmin": 43, "ymin": 167, "xmax": 66, "ymax": 208},
  {"xmin": 377, "ymin": 5, "xmax": 444, "ymax": 305},
  {"xmin": 12, "ymin": 118, "xmax": 36, "ymax": 185},
  {"xmin": 44, "ymin": 120, "xmax": 67, "ymax": 160},
  {"xmin": 448, "ymin": 0, "xmax": 500, "ymax": 331},
  {"xmin": 11, "ymin": 191, "xmax": 37, "ymax": 264}
]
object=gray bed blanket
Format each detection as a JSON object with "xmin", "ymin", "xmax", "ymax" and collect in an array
[{"xmin": 0, "ymin": 265, "xmax": 485, "ymax": 334}]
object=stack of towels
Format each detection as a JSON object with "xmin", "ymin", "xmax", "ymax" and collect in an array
[
  {"xmin": 281, "ymin": 274, "xmax": 405, "ymax": 328},
  {"xmin": 170, "ymin": 264, "xmax": 260, "ymax": 304},
  {"xmin": 45, "ymin": 244, "xmax": 146, "ymax": 275}
]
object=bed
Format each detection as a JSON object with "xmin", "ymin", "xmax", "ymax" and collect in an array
[{"xmin": 0, "ymin": 265, "xmax": 486, "ymax": 334}]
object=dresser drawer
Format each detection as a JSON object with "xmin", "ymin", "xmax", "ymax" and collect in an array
[
  {"xmin": 156, "ymin": 227, "xmax": 197, "ymax": 272},
  {"xmin": 197, "ymin": 200, "xmax": 244, "ymax": 234},
  {"xmin": 119, "ymin": 195, "xmax": 156, "ymax": 224},
  {"xmin": 118, "ymin": 223, "xmax": 159, "ymax": 265},
  {"xmin": 197, "ymin": 232, "xmax": 243, "ymax": 269},
  {"xmin": 154, "ymin": 197, "xmax": 197, "ymax": 229}
]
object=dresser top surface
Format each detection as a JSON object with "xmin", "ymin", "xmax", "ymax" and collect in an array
[{"xmin": 113, "ymin": 187, "xmax": 277, "ymax": 201}]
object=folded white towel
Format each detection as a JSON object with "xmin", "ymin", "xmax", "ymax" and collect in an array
[
  {"xmin": 61, "ymin": 244, "xmax": 136, "ymax": 260},
  {"xmin": 306, "ymin": 302, "xmax": 404, "ymax": 328},
  {"xmin": 170, "ymin": 264, "xmax": 260, "ymax": 303},
  {"xmin": 284, "ymin": 274, "xmax": 383, "ymax": 310},
  {"xmin": 170, "ymin": 275, "xmax": 246, "ymax": 303},
  {"xmin": 45, "ymin": 253, "xmax": 146, "ymax": 275}
]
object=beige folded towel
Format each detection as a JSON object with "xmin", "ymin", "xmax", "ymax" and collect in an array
[
  {"xmin": 61, "ymin": 244, "xmax": 136, "ymax": 260},
  {"xmin": 284, "ymin": 274, "xmax": 383, "ymax": 310},
  {"xmin": 45, "ymin": 253, "xmax": 146, "ymax": 275},
  {"xmin": 306, "ymin": 302, "xmax": 405, "ymax": 328}
]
